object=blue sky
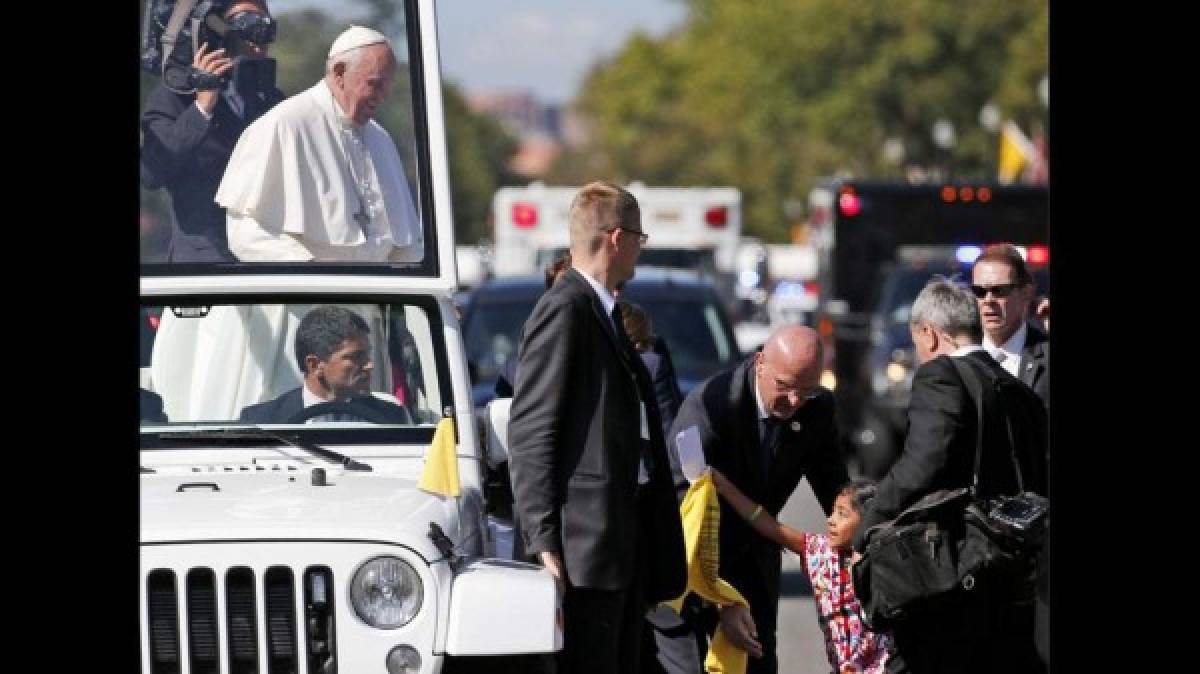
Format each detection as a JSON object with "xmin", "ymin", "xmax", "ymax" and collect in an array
[{"xmin": 268, "ymin": 0, "xmax": 686, "ymax": 105}]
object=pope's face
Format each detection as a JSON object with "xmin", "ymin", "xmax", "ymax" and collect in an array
[{"xmin": 335, "ymin": 44, "xmax": 397, "ymax": 125}]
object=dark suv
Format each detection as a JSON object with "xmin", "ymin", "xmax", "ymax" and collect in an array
[{"xmin": 461, "ymin": 268, "xmax": 743, "ymax": 409}]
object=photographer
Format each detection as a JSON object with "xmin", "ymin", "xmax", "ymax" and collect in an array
[{"xmin": 140, "ymin": 0, "xmax": 284, "ymax": 263}]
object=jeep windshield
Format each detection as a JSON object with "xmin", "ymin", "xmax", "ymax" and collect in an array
[{"xmin": 140, "ymin": 299, "xmax": 449, "ymax": 437}]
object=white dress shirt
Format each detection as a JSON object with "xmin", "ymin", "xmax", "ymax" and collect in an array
[{"xmin": 982, "ymin": 322, "xmax": 1026, "ymax": 378}]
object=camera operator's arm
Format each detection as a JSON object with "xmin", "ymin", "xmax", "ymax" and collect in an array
[{"xmin": 141, "ymin": 43, "xmax": 233, "ymax": 186}]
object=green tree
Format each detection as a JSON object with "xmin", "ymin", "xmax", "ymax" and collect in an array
[{"xmin": 551, "ymin": 0, "xmax": 1047, "ymax": 242}]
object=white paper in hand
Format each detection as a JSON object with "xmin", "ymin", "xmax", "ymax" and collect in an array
[{"xmin": 674, "ymin": 425, "xmax": 707, "ymax": 484}]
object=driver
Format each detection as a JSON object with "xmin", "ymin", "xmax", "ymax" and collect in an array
[{"xmin": 238, "ymin": 305, "xmax": 409, "ymax": 423}]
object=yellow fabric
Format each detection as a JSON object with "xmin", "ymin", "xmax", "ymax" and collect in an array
[
  {"xmin": 664, "ymin": 472, "xmax": 750, "ymax": 674},
  {"xmin": 417, "ymin": 417, "xmax": 460, "ymax": 497},
  {"xmin": 998, "ymin": 120, "xmax": 1035, "ymax": 184}
]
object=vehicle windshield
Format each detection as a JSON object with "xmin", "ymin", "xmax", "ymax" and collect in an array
[
  {"xmin": 140, "ymin": 300, "xmax": 446, "ymax": 430},
  {"xmin": 139, "ymin": 0, "xmax": 437, "ymax": 274}
]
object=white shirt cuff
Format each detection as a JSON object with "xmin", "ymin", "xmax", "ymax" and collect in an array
[{"xmin": 194, "ymin": 100, "xmax": 214, "ymax": 120}]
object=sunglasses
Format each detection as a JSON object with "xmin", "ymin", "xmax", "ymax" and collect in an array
[
  {"xmin": 970, "ymin": 283, "xmax": 1020, "ymax": 299},
  {"xmin": 607, "ymin": 226, "xmax": 649, "ymax": 245}
]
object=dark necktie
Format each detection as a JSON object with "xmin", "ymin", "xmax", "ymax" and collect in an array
[{"xmin": 759, "ymin": 416, "xmax": 782, "ymax": 476}]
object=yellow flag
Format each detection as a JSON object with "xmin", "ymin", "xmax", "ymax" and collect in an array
[
  {"xmin": 417, "ymin": 417, "xmax": 460, "ymax": 497},
  {"xmin": 664, "ymin": 472, "xmax": 751, "ymax": 674},
  {"xmin": 998, "ymin": 120, "xmax": 1037, "ymax": 184}
]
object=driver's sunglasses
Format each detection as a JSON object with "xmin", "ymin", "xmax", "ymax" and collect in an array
[
  {"xmin": 970, "ymin": 282, "xmax": 1019, "ymax": 299},
  {"xmin": 226, "ymin": 11, "xmax": 277, "ymax": 46},
  {"xmin": 607, "ymin": 226, "xmax": 649, "ymax": 245}
]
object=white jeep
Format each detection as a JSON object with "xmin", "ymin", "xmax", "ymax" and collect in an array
[{"xmin": 138, "ymin": 2, "xmax": 558, "ymax": 672}]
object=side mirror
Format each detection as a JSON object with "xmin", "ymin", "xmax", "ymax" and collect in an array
[{"xmin": 483, "ymin": 397, "xmax": 512, "ymax": 468}]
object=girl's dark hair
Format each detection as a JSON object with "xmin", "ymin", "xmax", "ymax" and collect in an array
[{"xmin": 838, "ymin": 479, "xmax": 878, "ymax": 513}]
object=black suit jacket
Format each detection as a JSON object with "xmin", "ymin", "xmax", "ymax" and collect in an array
[
  {"xmin": 140, "ymin": 84, "xmax": 284, "ymax": 259},
  {"xmin": 854, "ymin": 350, "xmax": 1048, "ymax": 551},
  {"xmin": 640, "ymin": 337, "xmax": 683, "ymax": 438},
  {"xmin": 140, "ymin": 388, "xmax": 168, "ymax": 423},
  {"xmin": 237, "ymin": 388, "xmax": 411, "ymax": 424},
  {"xmin": 508, "ymin": 268, "xmax": 685, "ymax": 595},
  {"xmin": 667, "ymin": 356, "xmax": 846, "ymax": 630},
  {"xmin": 1019, "ymin": 322, "xmax": 1049, "ymax": 409}
]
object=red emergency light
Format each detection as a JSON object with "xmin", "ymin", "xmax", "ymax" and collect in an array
[
  {"xmin": 838, "ymin": 193, "xmax": 862, "ymax": 217},
  {"xmin": 512, "ymin": 202, "xmax": 538, "ymax": 228},
  {"xmin": 147, "ymin": 313, "xmax": 160, "ymax": 330},
  {"xmin": 1027, "ymin": 245, "xmax": 1049, "ymax": 266},
  {"xmin": 803, "ymin": 281, "xmax": 820, "ymax": 297},
  {"xmin": 705, "ymin": 206, "xmax": 728, "ymax": 228}
]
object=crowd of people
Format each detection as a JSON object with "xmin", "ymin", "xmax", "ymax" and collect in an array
[
  {"xmin": 499, "ymin": 182, "xmax": 1049, "ymax": 674},
  {"xmin": 140, "ymin": 14, "xmax": 1051, "ymax": 674}
]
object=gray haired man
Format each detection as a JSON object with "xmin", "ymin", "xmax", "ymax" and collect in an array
[{"xmin": 853, "ymin": 277, "xmax": 1047, "ymax": 674}]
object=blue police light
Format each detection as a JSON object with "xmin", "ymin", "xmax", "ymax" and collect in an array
[{"xmin": 956, "ymin": 245, "xmax": 982, "ymax": 265}]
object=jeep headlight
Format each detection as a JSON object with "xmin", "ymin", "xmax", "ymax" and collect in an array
[{"xmin": 350, "ymin": 556, "xmax": 423, "ymax": 629}]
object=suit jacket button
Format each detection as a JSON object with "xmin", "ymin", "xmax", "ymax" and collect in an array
[{"xmin": 790, "ymin": 421, "xmax": 803, "ymax": 432}]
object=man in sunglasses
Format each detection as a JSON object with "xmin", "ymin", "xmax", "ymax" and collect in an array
[
  {"xmin": 141, "ymin": 0, "xmax": 285, "ymax": 263},
  {"xmin": 970, "ymin": 244, "xmax": 1049, "ymax": 409},
  {"xmin": 970, "ymin": 242, "xmax": 1050, "ymax": 669}
]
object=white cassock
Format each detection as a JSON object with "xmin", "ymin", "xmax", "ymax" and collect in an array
[{"xmin": 215, "ymin": 80, "xmax": 424, "ymax": 262}]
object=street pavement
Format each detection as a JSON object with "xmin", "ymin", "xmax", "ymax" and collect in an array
[{"xmin": 774, "ymin": 477, "xmax": 836, "ymax": 674}]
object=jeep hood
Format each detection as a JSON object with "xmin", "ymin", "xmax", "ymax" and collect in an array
[{"xmin": 140, "ymin": 471, "xmax": 455, "ymax": 560}]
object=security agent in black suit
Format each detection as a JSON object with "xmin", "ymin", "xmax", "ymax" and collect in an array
[
  {"xmin": 853, "ymin": 278, "xmax": 1047, "ymax": 674},
  {"xmin": 141, "ymin": 0, "xmax": 285, "ymax": 263},
  {"xmin": 507, "ymin": 181, "xmax": 686, "ymax": 674},
  {"xmin": 238, "ymin": 306, "xmax": 408, "ymax": 425},
  {"xmin": 972, "ymin": 243, "xmax": 1049, "ymax": 410},
  {"xmin": 971, "ymin": 243, "xmax": 1051, "ymax": 665},
  {"xmin": 663, "ymin": 325, "xmax": 847, "ymax": 674}
]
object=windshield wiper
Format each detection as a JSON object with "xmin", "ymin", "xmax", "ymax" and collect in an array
[{"xmin": 156, "ymin": 428, "xmax": 373, "ymax": 471}]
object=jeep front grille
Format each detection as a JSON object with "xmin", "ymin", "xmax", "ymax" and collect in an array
[{"xmin": 144, "ymin": 565, "xmax": 337, "ymax": 674}]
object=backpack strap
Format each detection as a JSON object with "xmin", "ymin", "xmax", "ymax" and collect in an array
[
  {"xmin": 949, "ymin": 355, "xmax": 1026, "ymax": 495},
  {"xmin": 159, "ymin": 0, "xmax": 203, "ymax": 75}
]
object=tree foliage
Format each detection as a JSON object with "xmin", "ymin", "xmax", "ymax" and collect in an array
[{"xmin": 549, "ymin": 0, "xmax": 1048, "ymax": 242}]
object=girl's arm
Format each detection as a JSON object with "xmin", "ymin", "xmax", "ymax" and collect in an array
[{"xmin": 710, "ymin": 469, "xmax": 808, "ymax": 555}]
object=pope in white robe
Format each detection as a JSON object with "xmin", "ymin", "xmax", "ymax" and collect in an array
[{"xmin": 215, "ymin": 25, "xmax": 424, "ymax": 262}]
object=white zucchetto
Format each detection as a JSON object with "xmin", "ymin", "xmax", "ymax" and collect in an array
[{"xmin": 328, "ymin": 25, "xmax": 389, "ymax": 58}]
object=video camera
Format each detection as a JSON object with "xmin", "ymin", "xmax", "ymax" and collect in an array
[{"xmin": 140, "ymin": 0, "xmax": 277, "ymax": 94}]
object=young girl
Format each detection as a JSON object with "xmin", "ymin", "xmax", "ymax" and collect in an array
[{"xmin": 711, "ymin": 470, "xmax": 895, "ymax": 674}]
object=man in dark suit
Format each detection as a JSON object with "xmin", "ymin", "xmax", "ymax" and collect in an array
[
  {"xmin": 238, "ymin": 305, "xmax": 408, "ymax": 424},
  {"xmin": 971, "ymin": 243, "xmax": 1051, "ymax": 665},
  {"xmin": 141, "ymin": 0, "xmax": 285, "ymax": 263},
  {"xmin": 664, "ymin": 325, "xmax": 847, "ymax": 674},
  {"xmin": 853, "ymin": 277, "xmax": 1047, "ymax": 674},
  {"xmin": 971, "ymin": 244, "xmax": 1049, "ymax": 409},
  {"xmin": 507, "ymin": 181, "xmax": 686, "ymax": 674}
]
